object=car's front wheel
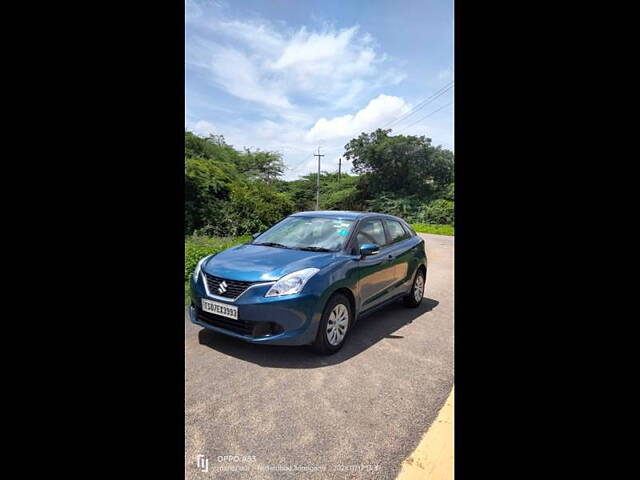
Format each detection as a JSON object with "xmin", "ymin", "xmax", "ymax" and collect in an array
[{"xmin": 312, "ymin": 292, "xmax": 351, "ymax": 355}]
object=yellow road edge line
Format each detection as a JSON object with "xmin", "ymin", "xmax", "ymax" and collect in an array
[{"xmin": 396, "ymin": 387, "xmax": 454, "ymax": 480}]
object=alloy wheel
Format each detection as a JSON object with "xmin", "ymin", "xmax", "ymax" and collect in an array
[
  {"xmin": 414, "ymin": 273, "xmax": 425, "ymax": 302},
  {"xmin": 326, "ymin": 303, "xmax": 349, "ymax": 346}
]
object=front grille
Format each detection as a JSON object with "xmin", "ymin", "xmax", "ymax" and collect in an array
[
  {"xmin": 195, "ymin": 307, "xmax": 284, "ymax": 338},
  {"xmin": 204, "ymin": 274, "xmax": 254, "ymax": 299}
]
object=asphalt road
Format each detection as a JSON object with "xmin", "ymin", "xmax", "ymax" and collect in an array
[{"xmin": 185, "ymin": 233, "xmax": 453, "ymax": 479}]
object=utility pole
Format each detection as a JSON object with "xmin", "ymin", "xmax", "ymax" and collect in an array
[
  {"xmin": 314, "ymin": 147, "xmax": 324, "ymax": 210},
  {"xmin": 338, "ymin": 157, "xmax": 342, "ymax": 184}
]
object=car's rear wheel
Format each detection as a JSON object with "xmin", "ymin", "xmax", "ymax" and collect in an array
[
  {"xmin": 404, "ymin": 268, "xmax": 425, "ymax": 307},
  {"xmin": 312, "ymin": 293, "xmax": 351, "ymax": 355}
]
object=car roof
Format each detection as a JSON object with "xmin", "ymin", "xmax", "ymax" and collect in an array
[{"xmin": 290, "ymin": 210, "xmax": 404, "ymax": 221}]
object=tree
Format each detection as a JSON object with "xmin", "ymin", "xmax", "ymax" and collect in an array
[
  {"xmin": 184, "ymin": 131, "xmax": 293, "ymax": 235},
  {"xmin": 185, "ymin": 131, "xmax": 237, "ymax": 163},
  {"xmin": 238, "ymin": 149, "xmax": 285, "ymax": 183},
  {"xmin": 184, "ymin": 136, "xmax": 240, "ymax": 233},
  {"xmin": 344, "ymin": 128, "xmax": 454, "ymax": 199}
]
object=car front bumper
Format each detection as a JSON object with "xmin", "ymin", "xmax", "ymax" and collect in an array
[{"xmin": 189, "ymin": 274, "xmax": 322, "ymax": 346}]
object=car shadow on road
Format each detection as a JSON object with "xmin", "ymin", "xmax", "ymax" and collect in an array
[{"xmin": 196, "ymin": 297, "xmax": 439, "ymax": 368}]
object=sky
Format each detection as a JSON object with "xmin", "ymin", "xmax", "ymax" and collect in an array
[{"xmin": 185, "ymin": 0, "xmax": 453, "ymax": 180}]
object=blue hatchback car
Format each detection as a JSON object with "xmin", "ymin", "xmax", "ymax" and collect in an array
[{"xmin": 189, "ymin": 211, "xmax": 427, "ymax": 354}]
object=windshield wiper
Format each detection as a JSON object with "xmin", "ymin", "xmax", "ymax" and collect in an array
[
  {"xmin": 253, "ymin": 242, "xmax": 292, "ymax": 249},
  {"xmin": 297, "ymin": 246, "xmax": 333, "ymax": 252}
]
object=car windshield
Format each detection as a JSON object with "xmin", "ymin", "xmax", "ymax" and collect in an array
[{"xmin": 252, "ymin": 216, "xmax": 354, "ymax": 252}]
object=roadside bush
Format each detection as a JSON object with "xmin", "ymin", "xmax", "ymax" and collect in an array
[
  {"xmin": 322, "ymin": 183, "xmax": 361, "ymax": 211},
  {"xmin": 365, "ymin": 193, "xmax": 425, "ymax": 221},
  {"xmin": 185, "ymin": 156, "xmax": 236, "ymax": 234},
  {"xmin": 226, "ymin": 182, "xmax": 294, "ymax": 235},
  {"xmin": 196, "ymin": 182, "xmax": 294, "ymax": 237},
  {"xmin": 423, "ymin": 199, "xmax": 454, "ymax": 225}
]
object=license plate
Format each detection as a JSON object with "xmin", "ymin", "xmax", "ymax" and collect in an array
[{"xmin": 201, "ymin": 298, "xmax": 238, "ymax": 320}]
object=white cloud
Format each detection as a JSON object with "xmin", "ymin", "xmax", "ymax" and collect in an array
[
  {"xmin": 272, "ymin": 26, "xmax": 359, "ymax": 71},
  {"xmin": 215, "ymin": 20, "xmax": 286, "ymax": 55},
  {"xmin": 187, "ymin": 17, "xmax": 402, "ymax": 111},
  {"xmin": 306, "ymin": 94, "xmax": 411, "ymax": 141},
  {"xmin": 208, "ymin": 46, "xmax": 292, "ymax": 108},
  {"xmin": 191, "ymin": 120, "xmax": 217, "ymax": 137}
]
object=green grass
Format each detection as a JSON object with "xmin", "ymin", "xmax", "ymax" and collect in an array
[
  {"xmin": 185, "ymin": 234, "xmax": 251, "ymax": 306},
  {"xmin": 410, "ymin": 223, "xmax": 454, "ymax": 236},
  {"xmin": 185, "ymin": 282, "xmax": 192, "ymax": 307}
]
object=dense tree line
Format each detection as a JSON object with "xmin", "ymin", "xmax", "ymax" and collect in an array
[{"xmin": 185, "ymin": 129, "xmax": 454, "ymax": 236}]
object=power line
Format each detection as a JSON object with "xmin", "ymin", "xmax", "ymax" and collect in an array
[
  {"xmin": 385, "ymin": 83, "xmax": 453, "ymax": 130},
  {"xmin": 381, "ymin": 81, "xmax": 454, "ymax": 130},
  {"xmin": 394, "ymin": 101, "xmax": 454, "ymax": 135},
  {"xmin": 287, "ymin": 153, "xmax": 314, "ymax": 175}
]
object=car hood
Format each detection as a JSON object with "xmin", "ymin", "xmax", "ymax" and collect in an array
[{"xmin": 202, "ymin": 243, "xmax": 338, "ymax": 282}]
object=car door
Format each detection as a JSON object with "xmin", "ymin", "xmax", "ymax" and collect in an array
[
  {"xmin": 354, "ymin": 218, "xmax": 397, "ymax": 311},
  {"xmin": 383, "ymin": 218, "xmax": 415, "ymax": 295}
]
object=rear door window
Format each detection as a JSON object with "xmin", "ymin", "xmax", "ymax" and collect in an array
[
  {"xmin": 385, "ymin": 219, "xmax": 411, "ymax": 244},
  {"xmin": 401, "ymin": 221, "xmax": 415, "ymax": 236}
]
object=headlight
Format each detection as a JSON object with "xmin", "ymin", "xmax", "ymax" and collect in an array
[
  {"xmin": 265, "ymin": 268, "xmax": 319, "ymax": 297},
  {"xmin": 193, "ymin": 256, "xmax": 209, "ymax": 281}
]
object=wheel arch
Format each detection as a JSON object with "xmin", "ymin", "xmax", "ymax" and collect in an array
[{"xmin": 330, "ymin": 287, "xmax": 357, "ymax": 322}]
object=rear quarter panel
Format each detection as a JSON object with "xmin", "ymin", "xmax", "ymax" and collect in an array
[{"xmin": 399, "ymin": 235, "xmax": 427, "ymax": 283}]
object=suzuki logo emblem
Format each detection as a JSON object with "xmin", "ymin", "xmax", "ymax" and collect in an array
[{"xmin": 218, "ymin": 281, "xmax": 228, "ymax": 294}]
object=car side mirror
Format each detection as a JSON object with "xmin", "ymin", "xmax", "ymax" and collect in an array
[
  {"xmin": 251, "ymin": 232, "xmax": 261, "ymax": 240},
  {"xmin": 359, "ymin": 243, "xmax": 380, "ymax": 257}
]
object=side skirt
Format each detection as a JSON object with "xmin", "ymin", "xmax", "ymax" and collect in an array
[{"xmin": 356, "ymin": 291, "xmax": 409, "ymax": 321}]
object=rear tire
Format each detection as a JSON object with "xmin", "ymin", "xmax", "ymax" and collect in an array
[
  {"xmin": 404, "ymin": 268, "xmax": 425, "ymax": 308},
  {"xmin": 311, "ymin": 293, "xmax": 352, "ymax": 355}
]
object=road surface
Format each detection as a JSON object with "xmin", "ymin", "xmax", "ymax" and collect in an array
[{"xmin": 185, "ymin": 233, "xmax": 453, "ymax": 479}]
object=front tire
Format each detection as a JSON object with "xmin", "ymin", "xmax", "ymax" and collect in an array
[
  {"xmin": 312, "ymin": 293, "xmax": 351, "ymax": 355},
  {"xmin": 404, "ymin": 268, "xmax": 425, "ymax": 308}
]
